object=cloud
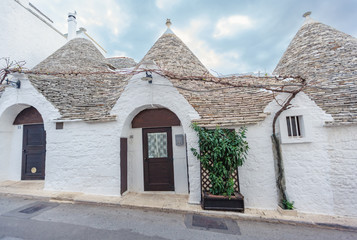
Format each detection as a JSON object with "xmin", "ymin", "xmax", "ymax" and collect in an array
[
  {"xmin": 109, "ymin": 50, "xmax": 128, "ymax": 58},
  {"xmin": 155, "ymin": 0, "xmax": 181, "ymax": 10},
  {"xmin": 174, "ymin": 19, "xmax": 250, "ymax": 75},
  {"xmin": 31, "ymin": 0, "xmax": 131, "ymax": 36},
  {"xmin": 213, "ymin": 15, "xmax": 254, "ymax": 38}
]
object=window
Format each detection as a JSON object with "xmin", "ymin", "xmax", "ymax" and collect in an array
[
  {"xmin": 279, "ymin": 111, "xmax": 311, "ymax": 144},
  {"xmin": 286, "ymin": 116, "xmax": 302, "ymax": 137}
]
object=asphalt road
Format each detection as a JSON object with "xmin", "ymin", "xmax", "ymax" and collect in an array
[{"xmin": 0, "ymin": 194, "xmax": 356, "ymax": 240}]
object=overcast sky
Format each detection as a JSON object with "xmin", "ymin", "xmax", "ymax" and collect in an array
[{"xmin": 31, "ymin": 0, "xmax": 357, "ymax": 75}]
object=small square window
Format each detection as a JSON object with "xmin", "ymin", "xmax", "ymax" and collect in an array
[
  {"xmin": 286, "ymin": 116, "xmax": 302, "ymax": 137},
  {"xmin": 56, "ymin": 122, "xmax": 64, "ymax": 130}
]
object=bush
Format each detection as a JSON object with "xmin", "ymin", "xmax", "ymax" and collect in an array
[{"xmin": 191, "ymin": 123, "xmax": 249, "ymax": 196}]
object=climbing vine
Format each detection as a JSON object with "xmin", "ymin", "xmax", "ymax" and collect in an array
[{"xmin": 190, "ymin": 123, "xmax": 249, "ymax": 196}]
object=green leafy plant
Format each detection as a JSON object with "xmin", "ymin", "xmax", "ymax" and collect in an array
[
  {"xmin": 282, "ymin": 199, "xmax": 295, "ymax": 210},
  {"xmin": 191, "ymin": 123, "xmax": 249, "ymax": 196}
]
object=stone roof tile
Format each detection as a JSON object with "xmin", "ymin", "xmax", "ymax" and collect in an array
[
  {"xmin": 274, "ymin": 20, "xmax": 357, "ymax": 125},
  {"xmin": 29, "ymin": 38, "xmax": 130, "ymax": 121},
  {"xmin": 106, "ymin": 57, "xmax": 137, "ymax": 69},
  {"xmin": 170, "ymin": 76, "xmax": 277, "ymax": 127},
  {"xmin": 139, "ymin": 30, "xmax": 211, "ymax": 77}
]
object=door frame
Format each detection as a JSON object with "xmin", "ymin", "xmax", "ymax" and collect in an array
[
  {"xmin": 142, "ymin": 127, "xmax": 175, "ymax": 191},
  {"xmin": 21, "ymin": 124, "xmax": 46, "ymax": 180}
]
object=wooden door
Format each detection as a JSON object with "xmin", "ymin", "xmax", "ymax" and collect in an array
[
  {"xmin": 120, "ymin": 138, "xmax": 128, "ymax": 194},
  {"xmin": 22, "ymin": 124, "xmax": 46, "ymax": 180},
  {"xmin": 143, "ymin": 127, "xmax": 174, "ymax": 191}
]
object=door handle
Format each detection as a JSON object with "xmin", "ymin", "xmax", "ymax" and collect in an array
[{"xmin": 23, "ymin": 149, "xmax": 26, "ymax": 153}]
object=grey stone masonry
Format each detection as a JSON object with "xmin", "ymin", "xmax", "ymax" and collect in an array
[
  {"xmin": 274, "ymin": 21, "xmax": 357, "ymax": 125},
  {"xmin": 170, "ymin": 76, "xmax": 278, "ymax": 127},
  {"xmin": 139, "ymin": 31, "xmax": 211, "ymax": 77},
  {"xmin": 106, "ymin": 57, "xmax": 137, "ymax": 69},
  {"xmin": 28, "ymin": 38, "xmax": 130, "ymax": 121}
]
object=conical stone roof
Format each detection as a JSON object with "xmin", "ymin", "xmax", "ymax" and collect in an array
[
  {"xmin": 274, "ymin": 19, "xmax": 357, "ymax": 125},
  {"xmin": 32, "ymin": 38, "xmax": 109, "ymax": 73},
  {"xmin": 29, "ymin": 38, "xmax": 129, "ymax": 121},
  {"xmin": 139, "ymin": 28, "xmax": 211, "ymax": 77}
]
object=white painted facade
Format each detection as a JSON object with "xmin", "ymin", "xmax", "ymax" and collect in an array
[
  {"xmin": 112, "ymin": 70, "xmax": 201, "ymax": 203},
  {"xmin": 270, "ymin": 92, "xmax": 357, "ymax": 217},
  {"xmin": 0, "ymin": 6, "xmax": 356, "ymax": 218},
  {"xmin": 0, "ymin": 71, "xmax": 356, "ymax": 217},
  {"xmin": 0, "ymin": 74, "xmax": 60, "ymax": 181},
  {"xmin": 0, "ymin": 0, "xmax": 67, "ymax": 69}
]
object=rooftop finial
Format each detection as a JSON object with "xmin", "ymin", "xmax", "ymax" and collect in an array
[
  {"xmin": 303, "ymin": 11, "xmax": 311, "ymax": 18},
  {"xmin": 166, "ymin": 19, "xmax": 172, "ymax": 28}
]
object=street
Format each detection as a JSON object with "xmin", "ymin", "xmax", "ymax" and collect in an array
[{"xmin": 0, "ymin": 194, "xmax": 356, "ymax": 240}]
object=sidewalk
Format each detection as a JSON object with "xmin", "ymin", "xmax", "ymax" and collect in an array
[{"xmin": 0, "ymin": 180, "xmax": 356, "ymax": 232}]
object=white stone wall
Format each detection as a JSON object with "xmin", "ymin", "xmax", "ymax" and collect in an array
[
  {"xmin": 45, "ymin": 120, "xmax": 122, "ymax": 195},
  {"xmin": 0, "ymin": 74, "xmax": 60, "ymax": 180},
  {"xmin": 239, "ymin": 115, "xmax": 278, "ymax": 210},
  {"xmin": 327, "ymin": 125, "xmax": 357, "ymax": 217},
  {"xmin": 112, "ymin": 71, "xmax": 201, "ymax": 203},
  {"xmin": 271, "ymin": 92, "xmax": 357, "ymax": 217},
  {"xmin": 277, "ymin": 93, "xmax": 335, "ymax": 215},
  {"xmin": 0, "ymin": 0, "xmax": 66, "ymax": 68},
  {"xmin": 1, "ymin": 73, "xmax": 356, "ymax": 217}
]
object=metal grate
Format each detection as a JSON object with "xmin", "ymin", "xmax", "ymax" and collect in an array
[
  {"xmin": 200, "ymin": 162, "xmax": 240, "ymax": 195},
  {"xmin": 192, "ymin": 214, "xmax": 228, "ymax": 230}
]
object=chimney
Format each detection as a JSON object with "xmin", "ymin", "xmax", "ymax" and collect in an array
[{"xmin": 67, "ymin": 11, "xmax": 77, "ymax": 41}]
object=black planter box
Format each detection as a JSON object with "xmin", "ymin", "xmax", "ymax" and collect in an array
[{"xmin": 202, "ymin": 192, "xmax": 244, "ymax": 212}]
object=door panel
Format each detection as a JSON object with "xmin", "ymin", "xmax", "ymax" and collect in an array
[
  {"xmin": 120, "ymin": 138, "xmax": 128, "ymax": 194},
  {"xmin": 22, "ymin": 124, "xmax": 46, "ymax": 180},
  {"xmin": 143, "ymin": 128, "xmax": 174, "ymax": 191}
]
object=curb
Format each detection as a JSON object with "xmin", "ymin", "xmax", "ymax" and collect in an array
[{"xmin": 2, "ymin": 192, "xmax": 357, "ymax": 233}]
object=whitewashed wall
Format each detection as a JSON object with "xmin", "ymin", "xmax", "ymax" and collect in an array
[
  {"xmin": 0, "ymin": 74, "xmax": 60, "ymax": 181},
  {"xmin": 326, "ymin": 125, "xmax": 357, "ymax": 217},
  {"xmin": 112, "ymin": 71, "xmax": 201, "ymax": 203},
  {"xmin": 1, "ymin": 74, "xmax": 356, "ymax": 217},
  {"xmin": 271, "ymin": 92, "xmax": 357, "ymax": 217},
  {"xmin": 239, "ymin": 113, "xmax": 278, "ymax": 210},
  {"xmin": 0, "ymin": 0, "xmax": 66, "ymax": 68},
  {"xmin": 45, "ymin": 120, "xmax": 122, "ymax": 195}
]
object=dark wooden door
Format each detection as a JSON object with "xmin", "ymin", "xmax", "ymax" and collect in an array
[
  {"xmin": 143, "ymin": 127, "xmax": 174, "ymax": 191},
  {"xmin": 120, "ymin": 138, "xmax": 128, "ymax": 194},
  {"xmin": 22, "ymin": 124, "xmax": 46, "ymax": 180}
]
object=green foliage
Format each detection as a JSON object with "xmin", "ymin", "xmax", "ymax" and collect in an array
[
  {"xmin": 191, "ymin": 123, "xmax": 249, "ymax": 196},
  {"xmin": 282, "ymin": 199, "xmax": 295, "ymax": 210}
]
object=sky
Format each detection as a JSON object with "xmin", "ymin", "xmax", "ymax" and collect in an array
[{"xmin": 31, "ymin": 0, "xmax": 357, "ymax": 76}]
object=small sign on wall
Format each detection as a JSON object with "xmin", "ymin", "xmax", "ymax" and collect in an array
[{"xmin": 175, "ymin": 134, "xmax": 184, "ymax": 146}]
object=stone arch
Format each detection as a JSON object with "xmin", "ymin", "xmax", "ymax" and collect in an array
[
  {"xmin": 0, "ymin": 104, "xmax": 46, "ymax": 181},
  {"xmin": 119, "ymin": 105, "xmax": 189, "ymax": 195},
  {"xmin": 13, "ymin": 106, "xmax": 43, "ymax": 125},
  {"xmin": 131, "ymin": 108, "xmax": 181, "ymax": 128}
]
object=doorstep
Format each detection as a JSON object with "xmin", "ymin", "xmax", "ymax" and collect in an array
[{"xmin": 0, "ymin": 180, "xmax": 356, "ymax": 232}]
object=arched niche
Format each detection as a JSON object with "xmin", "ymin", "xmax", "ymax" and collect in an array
[
  {"xmin": 132, "ymin": 108, "xmax": 181, "ymax": 128},
  {"xmin": 13, "ymin": 106, "xmax": 43, "ymax": 125}
]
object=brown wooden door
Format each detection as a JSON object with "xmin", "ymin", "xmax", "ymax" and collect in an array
[
  {"xmin": 143, "ymin": 127, "xmax": 174, "ymax": 191},
  {"xmin": 22, "ymin": 124, "xmax": 46, "ymax": 180},
  {"xmin": 120, "ymin": 138, "xmax": 128, "ymax": 194}
]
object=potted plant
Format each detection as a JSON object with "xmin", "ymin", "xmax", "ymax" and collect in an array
[{"xmin": 191, "ymin": 123, "xmax": 249, "ymax": 212}]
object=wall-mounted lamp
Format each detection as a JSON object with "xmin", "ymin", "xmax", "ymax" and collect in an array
[
  {"xmin": 141, "ymin": 71, "xmax": 153, "ymax": 84},
  {"xmin": 5, "ymin": 78, "xmax": 21, "ymax": 88}
]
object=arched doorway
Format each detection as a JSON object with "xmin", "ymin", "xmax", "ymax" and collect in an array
[
  {"xmin": 13, "ymin": 107, "xmax": 46, "ymax": 180},
  {"xmin": 131, "ymin": 108, "xmax": 181, "ymax": 191}
]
